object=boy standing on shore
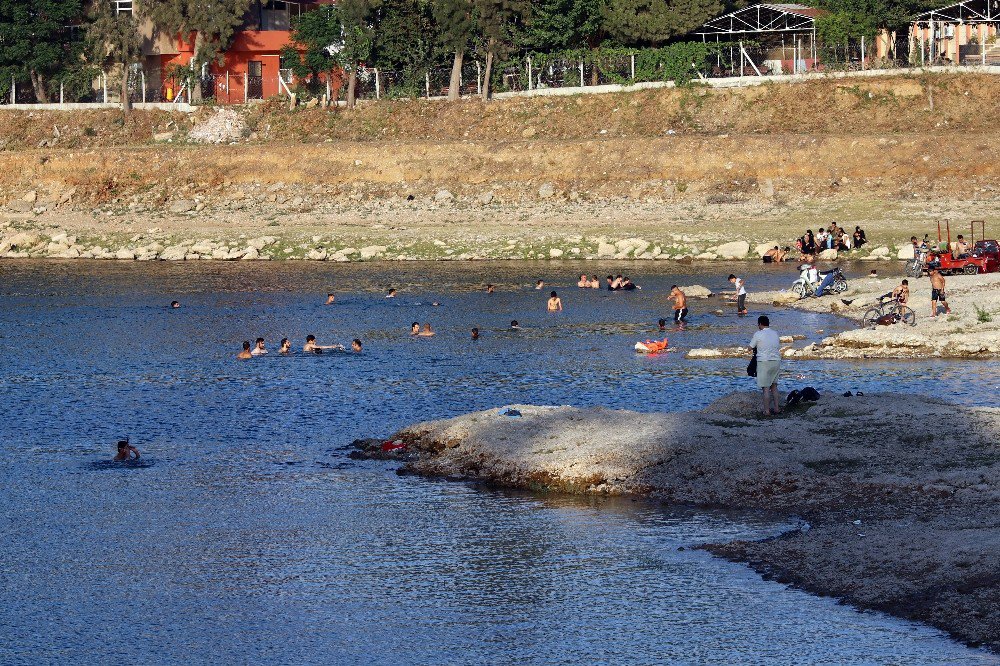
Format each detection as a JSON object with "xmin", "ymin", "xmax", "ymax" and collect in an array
[
  {"xmin": 930, "ymin": 270, "xmax": 951, "ymax": 317},
  {"xmin": 729, "ymin": 274, "xmax": 748, "ymax": 315}
]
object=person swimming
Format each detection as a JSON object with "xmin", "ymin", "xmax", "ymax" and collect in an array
[
  {"xmin": 418, "ymin": 323, "xmax": 436, "ymax": 337},
  {"xmin": 251, "ymin": 337, "xmax": 267, "ymax": 356},
  {"xmin": 535, "ymin": 280, "xmax": 544, "ymax": 290},
  {"xmin": 114, "ymin": 438, "xmax": 140, "ymax": 461},
  {"xmin": 304, "ymin": 335, "xmax": 341, "ymax": 353},
  {"xmin": 351, "ymin": 339, "xmax": 363, "ymax": 352},
  {"xmin": 471, "ymin": 327, "xmax": 479, "ymax": 340},
  {"xmin": 577, "ymin": 274, "xmax": 589, "ymax": 288},
  {"xmin": 547, "ymin": 291, "xmax": 563, "ymax": 312},
  {"xmin": 279, "ymin": 338, "xmax": 291, "ymax": 354},
  {"xmin": 386, "ymin": 289, "xmax": 397, "ymax": 299},
  {"xmin": 658, "ymin": 318, "xmax": 667, "ymax": 331},
  {"xmin": 622, "ymin": 277, "xmax": 639, "ymax": 291},
  {"xmin": 237, "ymin": 341, "xmax": 253, "ymax": 359},
  {"xmin": 170, "ymin": 301, "xmax": 180, "ymax": 308},
  {"xmin": 486, "ymin": 284, "xmax": 495, "ymax": 294},
  {"xmin": 410, "ymin": 322, "xmax": 420, "ymax": 335},
  {"xmin": 325, "ymin": 293, "xmax": 336, "ymax": 305},
  {"xmin": 510, "ymin": 320, "xmax": 520, "ymax": 329}
]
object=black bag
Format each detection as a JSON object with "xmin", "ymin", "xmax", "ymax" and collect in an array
[{"xmin": 747, "ymin": 348, "xmax": 757, "ymax": 377}]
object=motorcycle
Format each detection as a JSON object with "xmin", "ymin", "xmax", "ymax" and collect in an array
[{"xmin": 791, "ymin": 266, "xmax": 847, "ymax": 298}]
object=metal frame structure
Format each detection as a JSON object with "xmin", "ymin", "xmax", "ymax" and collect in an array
[
  {"xmin": 696, "ymin": 4, "xmax": 826, "ymax": 75},
  {"xmin": 911, "ymin": 0, "xmax": 1000, "ymax": 65}
]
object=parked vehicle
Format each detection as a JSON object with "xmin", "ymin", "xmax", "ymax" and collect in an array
[
  {"xmin": 791, "ymin": 265, "xmax": 848, "ymax": 298},
  {"xmin": 909, "ymin": 221, "xmax": 999, "ymax": 277}
]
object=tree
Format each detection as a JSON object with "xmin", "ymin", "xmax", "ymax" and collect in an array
[
  {"xmin": 475, "ymin": 0, "xmax": 526, "ymax": 99},
  {"xmin": 602, "ymin": 0, "xmax": 722, "ymax": 46},
  {"xmin": 0, "ymin": 0, "xmax": 86, "ymax": 103},
  {"xmin": 87, "ymin": 1, "xmax": 143, "ymax": 114},
  {"xmin": 433, "ymin": 0, "xmax": 474, "ymax": 100},
  {"xmin": 137, "ymin": 0, "xmax": 252, "ymax": 102},
  {"xmin": 284, "ymin": 4, "xmax": 340, "ymax": 93},
  {"xmin": 817, "ymin": 0, "xmax": 937, "ymax": 42},
  {"xmin": 519, "ymin": 0, "xmax": 605, "ymax": 52},
  {"xmin": 337, "ymin": 0, "xmax": 378, "ymax": 108},
  {"xmin": 370, "ymin": 0, "xmax": 437, "ymax": 96}
]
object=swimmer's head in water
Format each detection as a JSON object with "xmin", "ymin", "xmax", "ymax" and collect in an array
[
  {"xmin": 170, "ymin": 301, "xmax": 180, "ymax": 308},
  {"xmin": 242, "ymin": 340, "xmax": 251, "ymax": 351},
  {"xmin": 306, "ymin": 335, "xmax": 316, "ymax": 343},
  {"xmin": 510, "ymin": 320, "xmax": 519, "ymax": 328},
  {"xmin": 411, "ymin": 322, "xmax": 419, "ymax": 332},
  {"xmin": 256, "ymin": 337, "xmax": 264, "ymax": 345},
  {"xmin": 352, "ymin": 339, "xmax": 362, "ymax": 352},
  {"xmin": 658, "ymin": 318, "xmax": 666, "ymax": 328},
  {"xmin": 117, "ymin": 439, "xmax": 129, "ymax": 451}
]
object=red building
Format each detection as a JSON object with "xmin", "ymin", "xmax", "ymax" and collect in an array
[{"xmin": 129, "ymin": 0, "xmax": 335, "ymax": 103}]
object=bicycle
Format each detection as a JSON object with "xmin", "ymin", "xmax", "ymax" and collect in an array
[{"xmin": 861, "ymin": 294, "xmax": 916, "ymax": 329}]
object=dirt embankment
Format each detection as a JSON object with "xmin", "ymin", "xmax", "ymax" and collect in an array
[
  {"xmin": 0, "ymin": 73, "xmax": 998, "ymax": 263},
  {"xmin": 354, "ymin": 391, "xmax": 1000, "ymax": 651}
]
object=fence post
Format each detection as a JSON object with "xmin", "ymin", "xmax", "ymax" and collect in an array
[
  {"xmin": 861, "ymin": 36, "xmax": 866, "ymax": 69},
  {"xmin": 60, "ymin": 81, "xmax": 64, "ymax": 105},
  {"xmin": 425, "ymin": 71, "xmax": 430, "ymax": 98},
  {"xmin": 631, "ymin": 53, "xmax": 636, "ymax": 80},
  {"xmin": 103, "ymin": 73, "xmax": 108, "ymax": 103},
  {"xmin": 142, "ymin": 70, "xmax": 147, "ymax": 104},
  {"xmin": 527, "ymin": 57, "xmax": 532, "ymax": 90},
  {"xmin": 10, "ymin": 76, "xmax": 13, "ymax": 104},
  {"xmin": 326, "ymin": 78, "xmax": 331, "ymax": 104},
  {"xmin": 225, "ymin": 71, "xmax": 229, "ymax": 104},
  {"xmin": 476, "ymin": 61, "xmax": 482, "ymax": 95},
  {"xmin": 244, "ymin": 72, "xmax": 248, "ymax": 103},
  {"xmin": 579, "ymin": 61, "xmax": 584, "ymax": 86},
  {"xmin": 375, "ymin": 68, "xmax": 381, "ymax": 100}
]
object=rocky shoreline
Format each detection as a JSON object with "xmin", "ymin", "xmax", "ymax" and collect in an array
[{"xmin": 354, "ymin": 391, "xmax": 1000, "ymax": 651}]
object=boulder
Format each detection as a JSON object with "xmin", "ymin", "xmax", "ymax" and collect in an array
[
  {"xmin": 190, "ymin": 242, "xmax": 215, "ymax": 255},
  {"xmin": 2, "ymin": 232, "xmax": 41, "ymax": 253},
  {"xmin": 241, "ymin": 247, "xmax": 260, "ymax": 260},
  {"xmin": 114, "ymin": 248, "xmax": 137, "ymax": 261},
  {"xmin": 818, "ymin": 248, "xmax": 839, "ymax": 261},
  {"xmin": 896, "ymin": 245, "xmax": 915, "ymax": 260},
  {"xmin": 6, "ymin": 200, "xmax": 34, "ymax": 213},
  {"xmin": 306, "ymin": 248, "xmax": 328, "ymax": 261},
  {"xmin": 23, "ymin": 190, "xmax": 37, "ymax": 203},
  {"xmin": 714, "ymin": 241, "xmax": 750, "ymax": 259},
  {"xmin": 760, "ymin": 178, "xmax": 775, "ymax": 197},
  {"xmin": 477, "ymin": 191, "xmax": 494, "ymax": 205},
  {"xmin": 597, "ymin": 242, "xmax": 616, "ymax": 258},
  {"xmin": 521, "ymin": 127, "xmax": 536, "ymax": 139},
  {"xmin": 869, "ymin": 246, "xmax": 890, "ymax": 257},
  {"xmin": 538, "ymin": 183, "xmax": 556, "ymax": 199},
  {"xmin": 169, "ymin": 199, "xmax": 196, "ymax": 213},
  {"xmin": 549, "ymin": 248, "xmax": 564, "ymax": 258},
  {"xmin": 359, "ymin": 245, "xmax": 387, "ymax": 260},
  {"xmin": 773, "ymin": 291, "xmax": 802, "ymax": 305},
  {"xmin": 679, "ymin": 285, "xmax": 713, "ymax": 298},
  {"xmin": 247, "ymin": 236, "xmax": 276, "ymax": 251},
  {"xmin": 755, "ymin": 242, "xmax": 778, "ymax": 258},
  {"xmin": 159, "ymin": 245, "xmax": 188, "ymax": 261},
  {"xmin": 152, "ymin": 131, "xmax": 174, "ymax": 142},
  {"xmin": 434, "ymin": 189, "xmax": 454, "ymax": 202}
]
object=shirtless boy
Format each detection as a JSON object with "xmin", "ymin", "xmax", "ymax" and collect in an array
[
  {"xmin": 929, "ymin": 270, "xmax": 951, "ymax": 317},
  {"xmin": 669, "ymin": 285, "xmax": 688, "ymax": 324}
]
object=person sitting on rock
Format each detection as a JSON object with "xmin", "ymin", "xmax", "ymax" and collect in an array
[{"xmin": 853, "ymin": 226, "xmax": 866, "ymax": 249}]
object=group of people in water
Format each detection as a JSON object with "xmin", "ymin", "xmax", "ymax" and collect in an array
[
  {"xmin": 576, "ymin": 273, "xmax": 641, "ymax": 291},
  {"xmin": 238, "ymin": 335, "xmax": 362, "ymax": 358}
]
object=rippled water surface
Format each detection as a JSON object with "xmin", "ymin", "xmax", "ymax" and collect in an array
[{"xmin": 1, "ymin": 260, "xmax": 997, "ymax": 664}]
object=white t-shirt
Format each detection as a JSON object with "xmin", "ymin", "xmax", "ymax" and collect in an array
[
  {"xmin": 735, "ymin": 278, "xmax": 746, "ymax": 296},
  {"xmin": 750, "ymin": 328, "xmax": 781, "ymax": 362}
]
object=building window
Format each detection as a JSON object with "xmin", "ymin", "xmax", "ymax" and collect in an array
[{"xmin": 115, "ymin": 0, "xmax": 133, "ymax": 13}]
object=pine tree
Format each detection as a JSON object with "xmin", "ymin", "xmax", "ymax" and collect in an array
[
  {"xmin": 475, "ymin": 0, "xmax": 526, "ymax": 100},
  {"xmin": 520, "ymin": 0, "xmax": 605, "ymax": 52},
  {"xmin": 370, "ymin": 0, "xmax": 436, "ymax": 95},
  {"xmin": 337, "ymin": 0, "xmax": 378, "ymax": 108},
  {"xmin": 602, "ymin": 0, "xmax": 722, "ymax": 46},
  {"xmin": 433, "ymin": 0, "xmax": 474, "ymax": 100},
  {"xmin": 137, "ymin": 0, "xmax": 252, "ymax": 102},
  {"xmin": 87, "ymin": 1, "xmax": 143, "ymax": 114},
  {"xmin": 0, "ymin": 0, "xmax": 86, "ymax": 103}
]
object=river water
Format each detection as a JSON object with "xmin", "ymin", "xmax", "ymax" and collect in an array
[{"xmin": 1, "ymin": 259, "xmax": 996, "ymax": 664}]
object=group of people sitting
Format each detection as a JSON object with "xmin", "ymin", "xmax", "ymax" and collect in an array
[
  {"xmin": 796, "ymin": 224, "xmax": 867, "ymax": 261},
  {"xmin": 576, "ymin": 273, "xmax": 640, "ymax": 291}
]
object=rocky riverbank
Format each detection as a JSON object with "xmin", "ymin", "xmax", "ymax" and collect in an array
[
  {"xmin": 355, "ymin": 391, "xmax": 1000, "ymax": 651},
  {"xmin": 752, "ymin": 272, "xmax": 1000, "ymax": 359}
]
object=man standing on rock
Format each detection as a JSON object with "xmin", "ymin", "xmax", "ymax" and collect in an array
[
  {"xmin": 930, "ymin": 269, "xmax": 951, "ymax": 317},
  {"xmin": 750, "ymin": 316, "xmax": 781, "ymax": 417},
  {"xmin": 729, "ymin": 274, "xmax": 748, "ymax": 315}
]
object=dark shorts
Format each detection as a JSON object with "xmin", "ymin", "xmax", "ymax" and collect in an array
[
  {"xmin": 932, "ymin": 288, "xmax": 946, "ymax": 301},
  {"xmin": 674, "ymin": 308, "xmax": 688, "ymax": 322},
  {"xmin": 737, "ymin": 294, "xmax": 747, "ymax": 311}
]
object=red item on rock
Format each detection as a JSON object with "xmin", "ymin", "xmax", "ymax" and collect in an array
[{"xmin": 381, "ymin": 440, "xmax": 406, "ymax": 452}]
